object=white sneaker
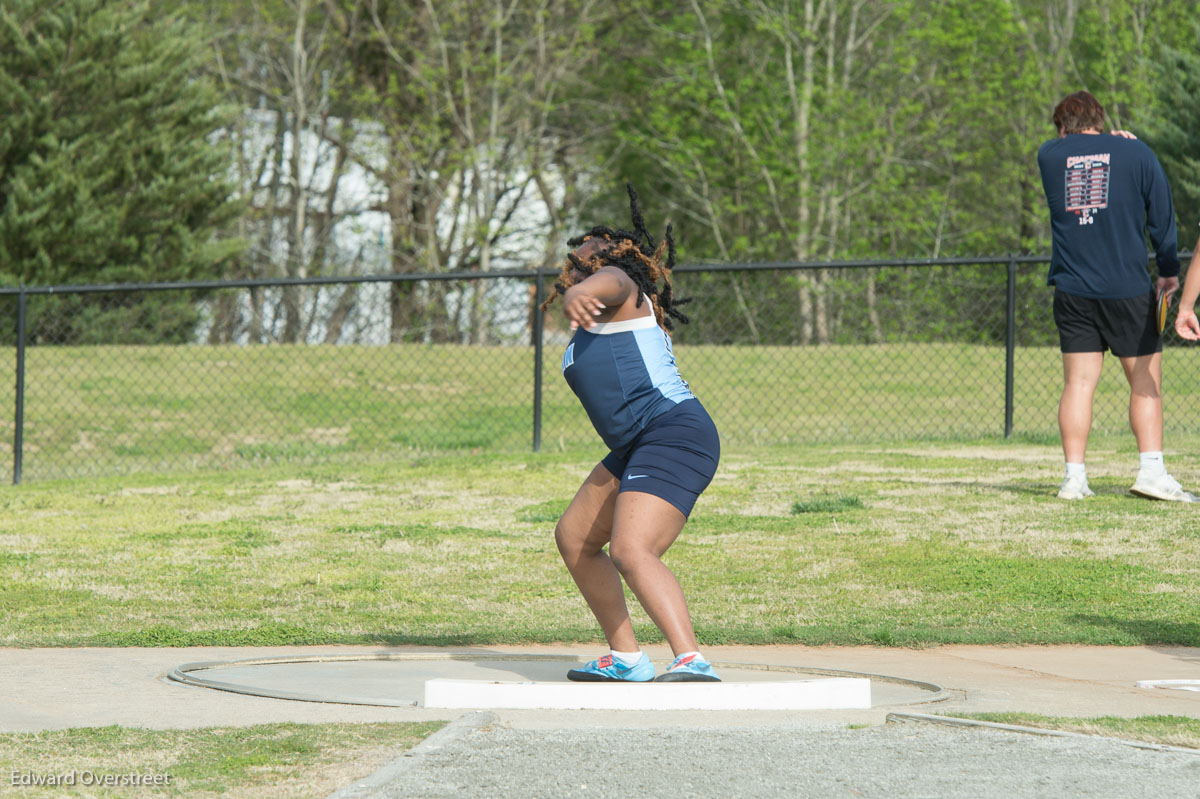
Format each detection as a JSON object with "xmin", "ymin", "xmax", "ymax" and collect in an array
[
  {"xmin": 1130, "ymin": 472, "xmax": 1196, "ymax": 502},
  {"xmin": 1057, "ymin": 475, "xmax": 1095, "ymax": 500}
]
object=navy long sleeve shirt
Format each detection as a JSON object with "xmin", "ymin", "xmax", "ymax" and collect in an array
[{"xmin": 1038, "ymin": 132, "xmax": 1179, "ymax": 298}]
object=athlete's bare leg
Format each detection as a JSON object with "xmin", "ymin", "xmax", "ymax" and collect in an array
[
  {"xmin": 1119, "ymin": 352, "xmax": 1164, "ymax": 452},
  {"xmin": 1059, "ymin": 352, "xmax": 1104, "ymax": 462},
  {"xmin": 554, "ymin": 463, "xmax": 637, "ymax": 652},
  {"xmin": 607, "ymin": 491, "xmax": 700, "ymax": 657}
]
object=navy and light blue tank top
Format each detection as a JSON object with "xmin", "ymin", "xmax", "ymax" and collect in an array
[{"xmin": 561, "ymin": 297, "xmax": 695, "ymax": 455}]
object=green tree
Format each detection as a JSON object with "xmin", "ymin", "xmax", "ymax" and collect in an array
[
  {"xmin": 1140, "ymin": 22, "xmax": 1200, "ymax": 244},
  {"xmin": 0, "ymin": 0, "xmax": 242, "ymax": 343},
  {"xmin": 587, "ymin": 0, "xmax": 1194, "ymax": 347},
  {"xmin": 595, "ymin": 2, "xmax": 947, "ymax": 344},
  {"xmin": 320, "ymin": 0, "xmax": 609, "ymax": 343},
  {"xmin": 184, "ymin": 0, "xmax": 364, "ymax": 344}
]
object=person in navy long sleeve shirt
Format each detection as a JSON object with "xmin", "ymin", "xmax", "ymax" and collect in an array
[
  {"xmin": 1037, "ymin": 90, "xmax": 1193, "ymax": 502},
  {"xmin": 1039, "ymin": 130, "xmax": 1179, "ymax": 298}
]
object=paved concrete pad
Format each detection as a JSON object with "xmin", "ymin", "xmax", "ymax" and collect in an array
[
  {"xmin": 2, "ymin": 643, "xmax": 1199, "ymax": 733},
  {"xmin": 329, "ymin": 712, "xmax": 1200, "ymax": 799},
  {"xmin": 5, "ymin": 644, "xmax": 1200, "ymax": 799}
]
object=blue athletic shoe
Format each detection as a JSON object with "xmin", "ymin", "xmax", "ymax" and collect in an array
[
  {"xmin": 654, "ymin": 653, "xmax": 720, "ymax": 682},
  {"xmin": 566, "ymin": 652, "xmax": 655, "ymax": 682}
]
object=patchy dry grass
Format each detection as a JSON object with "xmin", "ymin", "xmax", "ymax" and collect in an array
[
  {"xmin": 0, "ymin": 722, "xmax": 443, "ymax": 798},
  {"xmin": 952, "ymin": 713, "xmax": 1200, "ymax": 750},
  {"xmin": 1, "ymin": 438, "xmax": 1198, "ymax": 647}
]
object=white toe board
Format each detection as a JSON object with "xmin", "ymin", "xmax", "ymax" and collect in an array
[{"xmin": 424, "ymin": 677, "xmax": 871, "ymax": 710}]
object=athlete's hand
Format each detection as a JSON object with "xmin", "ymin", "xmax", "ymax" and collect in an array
[
  {"xmin": 562, "ymin": 286, "xmax": 606, "ymax": 330},
  {"xmin": 1157, "ymin": 275, "xmax": 1179, "ymax": 297},
  {"xmin": 1176, "ymin": 308, "xmax": 1200, "ymax": 341},
  {"xmin": 1111, "ymin": 129, "xmax": 1138, "ymax": 139}
]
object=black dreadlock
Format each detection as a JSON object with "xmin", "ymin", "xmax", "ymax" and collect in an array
[{"xmin": 544, "ymin": 183, "xmax": 691, "ymax": 330}]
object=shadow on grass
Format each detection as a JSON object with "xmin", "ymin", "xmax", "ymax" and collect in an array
[
  {"xmin": 1068, "ymin": 615, "xmax": 1200, "ymax": 648},
  {"xmin": 965, "ymin": 481, "xmax": 1180, "ymax": 507},
  {"xmin": 986, "ymin": 481, "xmax": 1059, "ymax": 498},
  {"xmin": 895, "ymin": 479, "xmax": 1062, "ymax": 499}
]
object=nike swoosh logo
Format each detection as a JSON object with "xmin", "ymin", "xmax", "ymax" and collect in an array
[{"xmin": 626, "ymin": 475, "xmax": 648, "ymax": 480}]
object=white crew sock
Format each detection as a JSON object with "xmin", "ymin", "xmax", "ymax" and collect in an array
[
  {"xmin": 610, "ymin": 649, "xmax": 643, "ymax": 666},
  {"xmin": 1065, "ymin": 462, "xmax": 1087, "ymax": 480},
  {"xmin": 1139, "ymin": 451, "xmax": 1165, "ymax": 478}
]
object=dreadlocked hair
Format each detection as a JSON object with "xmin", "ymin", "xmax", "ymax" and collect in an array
[{"xmin": 541, "ymin": 183, "xmax": 692, "ymax": 331}]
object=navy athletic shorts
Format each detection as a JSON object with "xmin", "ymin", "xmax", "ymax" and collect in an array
[
  {"xmin": 1053, "ymin": 289, "xmax": 1161, "ymax": 357},
  {"xmin": 600, "ymin": 398, "xmax": 720, "ymax": 518}
]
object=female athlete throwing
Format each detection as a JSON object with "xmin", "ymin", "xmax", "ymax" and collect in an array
[{"xmin": 542, "ymin": 185, "xmax": 720, "ymax": 683}]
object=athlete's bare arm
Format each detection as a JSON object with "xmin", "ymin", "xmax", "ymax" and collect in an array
[
  {"xmin": 562, "ymin": 266, "xmax": 637, "ymax": 329},
  {"xmin": 1175, "ymin": 238, "xmax": 1200, "ymax": 341}
]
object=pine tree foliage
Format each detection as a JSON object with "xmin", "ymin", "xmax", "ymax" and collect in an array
[{"xmin": 0, "ymin": 0, "xmax": 243, "ymax": 343}]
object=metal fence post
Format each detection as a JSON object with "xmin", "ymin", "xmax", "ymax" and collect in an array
[
  {"xmin": 1004, "ymin": 256, "xmax": 1016, "ymax": 439},
  {"xmin": 13, "ymin": 286, "xmax": 26, "ymax": 485},
  {"xmin": 532, "ymin": 267, "xmax": 545, "ymax": 452}
]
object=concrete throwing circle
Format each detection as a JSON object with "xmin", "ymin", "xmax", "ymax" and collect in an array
[{"xmin": 167, "ymin": 653, "xmax": 947, "ymax": 709}]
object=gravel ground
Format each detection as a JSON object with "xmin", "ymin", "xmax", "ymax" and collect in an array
[{"xmin": 345, "ymin": 716, "xmax": 1200, "ymax": 799}]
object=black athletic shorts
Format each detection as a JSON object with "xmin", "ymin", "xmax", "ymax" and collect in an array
[
  {"xmin": 600, "ymin": 399, "xmax": 720, "ymax": 518},
  {"xmin": 1053, "ymin": 289, "xmax": 1161, "ymax": 357}
]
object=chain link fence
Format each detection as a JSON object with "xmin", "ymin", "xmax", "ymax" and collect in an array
[{"xmin": 1, "ymin": 256, "xmax": 1196, "ymax": 483}]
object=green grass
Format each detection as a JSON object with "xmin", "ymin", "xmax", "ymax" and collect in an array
[
  {"xmin": 2, "ymin": 341, "xmax": 1199, "ymax": 480},
  {"xmin": 1, "ymin": 440, "xmax": 1198, "ymax": 648},
  {"xmin": 792, "ymin": 494, "xmax": 864, "ymax": 513},
  {"xmin": 0, "ymin": 722, "xmax": 443, "ymax": 798},
  {"xmin": 950, "ymin": 713, "xmax": 1200, "ymax": 750}
]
